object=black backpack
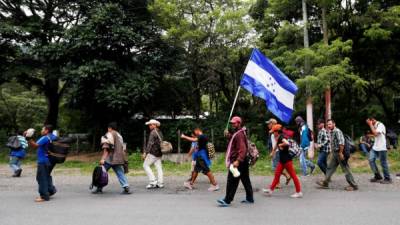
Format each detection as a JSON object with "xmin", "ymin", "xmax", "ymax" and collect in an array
[
  {"xmin": 47, "ymin": 137, "xmax": 71, "ymax": 164},
  {"xmin": 90, "ymin": 166, "xmax": 108, "ymax": 190},
  {"xmin": 344, "ymin": 134, "xmax": 356, "ymax": 160}
]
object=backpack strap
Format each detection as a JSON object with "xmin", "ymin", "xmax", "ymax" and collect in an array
[{"xmin": 153, "ymin": 129, "xmax": 163, "ymax": 142}]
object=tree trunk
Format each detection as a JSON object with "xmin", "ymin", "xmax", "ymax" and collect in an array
[
  {"xmin": 44, "ymin": 78, "xmax": 60, "ymax": 128},
  {"xmin": 302, "ymin": 0, "xmax": 313, "ymax": 131},
  {"xmin": 322, "ymin": 5, "xmax": 331, "ymax": 121}
]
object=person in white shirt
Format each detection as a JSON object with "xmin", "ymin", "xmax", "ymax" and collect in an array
[{"xmin": 367, "ymin": 117, "xmax": 392, "ymax": 184}]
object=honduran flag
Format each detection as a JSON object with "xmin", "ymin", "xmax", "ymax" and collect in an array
[{"xmin": 240, "ymin": 48, "xmax": 298, "ymax": 123}]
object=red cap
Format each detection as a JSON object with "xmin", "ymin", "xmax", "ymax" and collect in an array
[{"xmin": 230, "ymin": 116, "xmax": 242, "ymax": 124}]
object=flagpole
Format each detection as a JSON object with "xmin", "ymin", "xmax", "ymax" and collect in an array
[{"xmin": 225, "ymin": 85, "xmax": 242, "ymax": 130}]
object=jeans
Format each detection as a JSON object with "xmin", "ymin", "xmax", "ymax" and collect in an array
[
  {"xmin": 324, "ymin": 151, "xmax": 358, "ymax": 188},
  {"xmin": 299, "ymin": 147, "xmax": 315, "ymax": 176},
  {"xmin": 317, "ymin": 151, "xmax": 328, "ymax": 175},
  {"xmin": 36, "ymin": 162, "xmax": 56, "ymax": 200},
  {"xmin": 369, "ymin": 149, "xmax": 391, "ymax": 180},
  {"xmin": 359, "ymin": 143, "xmax": 370, "ymax": 155},
  {"xmin": 104, "ymin": 162, "xmax": 129, "ymax": 188},
  {"xmin": 271, "ymin": 151, "xmax": 280, "ymax": 171},
  {"xmin": 143, "ymin": 154, "xmax": 164, "ymax": 185},
  {"xmin": 224, "ymin": 160, "xmax": 253, "ymax": 204},
  {"xmin": 9, "ymin": 156, "xmax": 22, "ymax": 173}
]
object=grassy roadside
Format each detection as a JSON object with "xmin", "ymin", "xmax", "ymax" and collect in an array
[{"xmin": 1, "ymin": 149, "xmax": 400, "ymax": 176}]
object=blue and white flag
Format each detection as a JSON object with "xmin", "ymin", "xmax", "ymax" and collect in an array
[{"xmin": 240, "ymin": 48, "xmax": 298, "ymax": 123}]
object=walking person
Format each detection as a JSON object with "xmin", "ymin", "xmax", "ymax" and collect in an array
[
  {"xmin": 266, "ymin": 119, "xmax": 291, "ymax": 187},
  {"xmin": 295, "ymin": 116, "xmax": 316, "ymax": 176},
  {"xmin": 8, "ymin": 130, "xmax": 28, "ymax": 177},
  {"xmin": 316, "ymin": 119, "xmax": 358, "ymax": 191},
  {"xmin": 143, "ymin": 119, "xmax": 164, "ymax": 189},
  {"xmin": 181, "ymin": 128, "xmax": 202, "ymax": 182},
  {"xmin": 94, "ymin": 122, "xmax": 131, "ymax": 194},
  {"xmin": 367, "ymin": 117, "xmax": 392, "ymax": 184},
  {"xmin": 183, "ymin": 134, "xmax": 219, "ymax": 191},
  {"xmin": 217, "ymin": 116, "xmax": 253, "ymax": 207},
  {"xmin": 315, "ymin": 119, "xmax": 330, "ymax": 175},
  {"xmin": 28, "ymin": 125, "xmax": 58, "ymax": 202},
  {"xmin": 263, "ymin": 125, "xmax": 303, "ymax": 198}
]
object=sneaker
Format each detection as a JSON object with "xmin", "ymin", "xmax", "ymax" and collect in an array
[
  {"xmin": 92, "ymin": 188, "xmax": 103, "ymax": 194},
  {"xmin": 344, "ymin": 186, "xmax": 358, "ymax": 191},
  {"xmin": 380, "ymin": 179, "xmax": 393, "ymax": 184},
  {"xmin": 122, "ymin": 187, "xmax": 132, "ymax": 194},
  {"xmin": 146, "ymin": 183, "xmax": 157, "ymax": 189},
  {"xmin": 217, "ymin": 199, "xmax": 230, "ymax": 207},
  {"xmin": 15, "ymin": 169, "xmax": 22, "ymax": 177},
  {"xmin": 208, "ymin": 184, "xmax": 220, "ymax": 192},
  {"xmin": 316, "ymin": 180, "xmax": 329, "ymax": 189},
  {"xmin": 396, "ymin": 174, "xmax": 400, "ymax": 179},
  {"xmin": 370, "ymin": 177, "xmax": 383, "ymax": 183},
  {"xmin": 157, "ymin": 183, "xmax": 164, "ymax": 188},
  {"xmin": 290, "ymin": 192, "xmax": 303, "ymax": 198},
  {"xmin": 184, "ymin": 181, "xmax": 193, "ymax": 190},
  {"xmin": 262, "ymin": 188, "xmax": 273, "ymax": 196},
  {"xmin": 240, "ymin": 199, "xmax": 254, "ymax": 204}
]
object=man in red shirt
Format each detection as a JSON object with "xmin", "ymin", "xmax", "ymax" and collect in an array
[{"xmin": 218, "ymin": 116, "xmax": 254, "ymax": 207}]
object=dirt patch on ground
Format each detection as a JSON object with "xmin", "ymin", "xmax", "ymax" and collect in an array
[{"xmin": 66, "ymin": 152, "xmax": 102, "ymax": 162}]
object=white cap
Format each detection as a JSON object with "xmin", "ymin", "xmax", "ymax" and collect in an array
[{"xmin": 145, "ymin": 119, "xmax": 161, "ymax": 127}]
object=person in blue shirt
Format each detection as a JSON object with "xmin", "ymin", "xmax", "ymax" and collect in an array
[
  {"xmin": 295, "ymin": 116, "xmax": 316, "ymax": 176},
  {"xmin": 28, "ymin": 124, "xmax": 58, "ymax": 202},
  {"xmin": 9, "ymin": 131, "xmax": 28, "ymax": 177},
  {"xmin": 183, "ymin": 134, "xmax": 219, "ymax": 191}
]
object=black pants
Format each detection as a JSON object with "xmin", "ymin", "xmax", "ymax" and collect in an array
[
  {"xmin": 224, "ymin": 160, "xmax": 253, "ymax": 204},
  {"xmin": 36, "ymin": 161, "xmax": 56, "ymax": 200}
]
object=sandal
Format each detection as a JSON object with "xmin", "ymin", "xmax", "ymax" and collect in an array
[{"xmin": 34, "ymin": 197, "xmax": 47, "ymax": 202}]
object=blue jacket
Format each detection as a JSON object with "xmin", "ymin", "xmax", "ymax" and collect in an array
[{"xmin": 300, "ymin": 125, "xmax": 311, "ymax": 149}]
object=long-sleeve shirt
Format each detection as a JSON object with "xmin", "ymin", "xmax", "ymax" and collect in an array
[
  {"xmin": 228, "ymin": 129, "xmax": 248, "ymax": 163},
  {"xmin": 145, "ymin": 129, "xmax": 162, "ymax": 157},
  {"xmin": 317, "ymin": 128, "xmax": 330, "ymax": 153}
]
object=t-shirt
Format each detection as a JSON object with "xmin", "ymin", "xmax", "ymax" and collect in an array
[
  {"xmin": 277, "ymin": 135, "xmax": 291, "ymax": 164},
  {"xmin": 36, "ymin": 133, "xmax": 57, "ymax": 164},
  {"xmin": 373, "ymin": 122, "xmax": 387, "ymax": 151},
  {"xmin": 270, "ymin": 133, "xmax": 277, "ymax": 152}
]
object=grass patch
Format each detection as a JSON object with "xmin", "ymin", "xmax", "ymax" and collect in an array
[{"xmin": 1, "ymin": 149, "xmax": 400, "ymax": 176}]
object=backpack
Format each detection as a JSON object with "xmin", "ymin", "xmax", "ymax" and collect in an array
[
  {"xmin": 207, "ymin": 142, "xmax": 216, "ymax": 159},
  {"xmin": 47, "ymin": 137, "xmax": 71, "ymax": 164},
  {"xmin": 344, "ymin": 134, "xmax": 356, "ymax": 159},
  {"xmin": 6, "ymin": 136, "xmax": 21, "ymax": 150},
  {"xmin": 247, "ymin": 141, "xmax": 259, "ymax": 166},
  {"xmin": 90, "ymin": 165, "xmax": 108, "ymax": 190},
  {"xmin": 307, "ymin": 126, "xmax": 314, "ymax": 142},
  {"xmin": 288, "ymin": 139, "xmax": 301, "ymax": 158}
]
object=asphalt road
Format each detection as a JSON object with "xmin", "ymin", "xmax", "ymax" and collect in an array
[{"xmin": 1, "ymin": 165, "xmax": 399, "ymax": 225}]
